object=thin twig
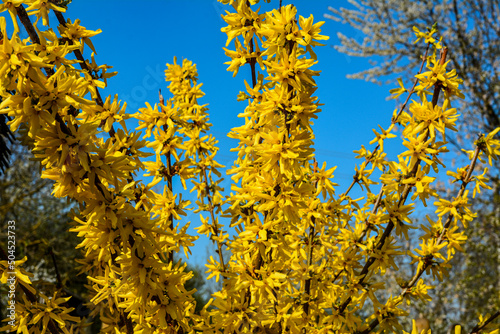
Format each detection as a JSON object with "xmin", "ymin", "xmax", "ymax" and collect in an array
[
  {"xmin": 360, "ymin": 142, "xmax": 482, "ymax": 334},
  {"xmin": 50, "ymin": 3, "xmax": 105, "ymax": 107},
  {"xmin": 159, "ymin": 90, "xmax": 175, "ymax": 264},
  {"xmin": 329, "ymin": 177, "xmax": 385, "ymax": 284},
  {"xmin": 470, "ymin": 311, "xmax": 500, "ymax": 334},
  {"xmin": 304, "ymin": 160, "xmax": 319, "ymax": 316},
  {"xmin": 48, "ymin": 246, "xmax": 63, "ymax": 289},
  {"xmin": 340, "ymin": 44, "xmax": 432, "ymax": 201},
  {"xmin": 248, "ymin": 36, "xmax": 257, "ymax": 88},
  {"xmin": 201, "ymin": 166, "xmax": 227, "ymax": 275},
  {"xmin": 339, "ymin": 47, "xmax": 448, "ymax": 316}
]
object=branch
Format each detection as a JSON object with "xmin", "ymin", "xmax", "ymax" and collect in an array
[
  {"xmin": 331, "ymin": 185, "xmax": 385, "ymax": 284},
  {"xmin": 470, "ymin": 311, "xmax": 500, "ymax": 334},
  {"xmin": 14, "ymin": 5, "xmax": 41, "ymax": 44},
  {"xmin": 50, "ymin": 1, "xmax": 105, "ymax": 107},
  {"xmin": 15, "ymin": 5, "xmax": 54, "ymax": 77},
  {"xmin": 246, "ymin": 0, "xmax": 257, "ymax": 88},
  {"xmin": 14, "ymin": 5, "xmax": 141, "ymax": 332},
  {"xmin": 339, "ymin": 46, "xmax": 448, "ymax": 316},
  {"xmin": 304, "ymin": 159, "xmax": 319, "ymax": 316},
  {"xmin": 201, "ymin": 164, "xmax": 227, "ymax": 275},
  {"xmin": 359, "ymin": 129, "xmax": 481, "ymax": 334},
  {"xmin": 404, "ymin": 141, "xmax": 479, "ymax": 287},
  {"xmin": 158, "ymin": 91, "xmax": 175, "ymax": 264},
  {"xmin": 48, "ymin": 246, "xmax": 63, "ymax": 289},
  {"xmin": 340, "ymin": 43, "xmax": 431, "ymax": 201}
]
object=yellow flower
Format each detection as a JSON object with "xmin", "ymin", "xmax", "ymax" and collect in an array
[
  {"xmin": 413, "ymin": 26, "xmax": 437, "ymax": 44},
  {"xmin": 369, "ymin": 124, "xmax": 396, "ymax": 151},
  {"xmin": 298, "ymin": 14, "xmax": 329, "ymax": 47},
  {"xmin": 30, "ymin": 292, "xmax": 80, "ymax": 332},
  {"xmin": 0, "ymin": 1, "xmax": 24, "ymax": 33},
  {"xmin": 401, "ymin": 165, "xmax": 436, "ymax": 206},
  {"xmin": 58, "ymin": 18, "xmax": 102, "ymax": 53},
  {"xmin": 389, "ymin": 78, "xmax": 407, "ymax": 99},
  {"xmin": 401, "ymin": 132, "xmax": 438, "ymax": 169},
  {"xmin": 0, "ymin": 256, "xmax": 35, "ymax": 294}
]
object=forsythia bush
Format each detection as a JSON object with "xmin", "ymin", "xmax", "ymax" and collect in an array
[{"xmin": 0, "ymin": 1, "xmax": 498, "ymax": 333}]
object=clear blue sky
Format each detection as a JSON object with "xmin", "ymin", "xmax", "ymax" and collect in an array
[{"xmin": 58, "ymin": 1, "xmax": 405, "ymax": 264}]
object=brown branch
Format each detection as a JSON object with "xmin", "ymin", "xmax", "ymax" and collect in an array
[
  {"xmin": 15, "ymin": 4, "xmax": 115, "ymax": 141},
  {"xmin": 15, "ymin": 5, "xmax": 40, "ymax": 44},
  {"xmin": 405, "ymin": 141, "xmax": 480, "ymax": 290},
  {"xmin": 248, "ymin": 36, "xmax": 257, "ymax": 88},
  {"xmin": 50, "ymin": 1, "xmax": 116, "ymax": 137},
  {"xmin": 158, "ymin": 91, "xmax": 175, "ymax": 264},
  {"xmin": 331, "ymin": 185, "xmax": 386, "ymax": 283},
  {"xmin": 201, "ymin": 165, "xmax": 227, "ymax": 275},
  {"xmin": 48, "ymin": 246, "xmax": 63, "ymax": 289},
  {"xmin": 303, "ymin": 219, "xmax": 316, "ymax": 316},
  {"xmin": 339, "ymin": 46, "xmax": 448, "ymax": 316},
  {"xmin": 431, "ymin": 47, "xmax": 448, "ymax": 106},
  {"xmin": 340, "ymin": 43, "xmax": 432, "ymax": 201},
  {"xmin": 15, "ymin": 5, "xmax": 54, "ymax": 77},
  {"xmin": 470, "ymin": 311, "xmax": 500, "ymax": 334},
  {"xmin": 360, "ymin": 55, "xmax": 491, "ymax": 334},
  {"xmin": 246, "ymin": 1, "xmax": 257, "ymax": 88},
  {"xmin": 303, "ymin": 160, "xmax": 320, "ymax": 316},
  {"xmin": 241, "ymin": 3, "xmax": 260, "ymax": 274},
  {"xmin": 359, "ymin": 142, "xmax": 481, "ymax": 334},
  {"xmin": 50, "ymin": 4, "xmax": 104, "ymax": 107},
  {"xmin": 20, "ymin": 2, "xmax": 113, "ymax": 138},
  {"xmin": 392, "ymin": 43, "xmax": 432, "ymax": 122},
  {"xmin": 15, "ymin": 5, "xmax": 115, "ymax": 204}
]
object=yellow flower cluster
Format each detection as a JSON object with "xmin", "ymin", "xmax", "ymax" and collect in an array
[
  {"xmin": 197, "ymin": 1, "xmax": 500, "ymax": 333},
  {"xmin": 0, "ymin": 2, "xmax": 224, "ymax": 333},
  {"xmin": 0, "ymin": 1, "xmax": 499, "ymax": 334}
]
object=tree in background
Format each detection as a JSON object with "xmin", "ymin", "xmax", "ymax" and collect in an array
[
  {"xmin": 0, "ymin": 139, "xmax": 88, "ymax": 323},
  {"xmin": 0, "ymin": 114, "xmax": 14, "ymax": 174},
  {"xmin": 325, "ymin": 1, "xmax": 499, "ymax": 331},
  {"xmin": 0, "ymin": 130, "xmax": 211, "ymax": 332},
  {"xmin": 325, "ymin": 0, "xmax": 499, "ymax": 131}
]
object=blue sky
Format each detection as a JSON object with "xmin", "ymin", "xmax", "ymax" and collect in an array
[
  {"xmin": 61, "ymin": 1, "xmax": 400, "ymax": 177},
  {"xmin": 58, "ymin": 1, "xmax": 406, "ymax": 264}
]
